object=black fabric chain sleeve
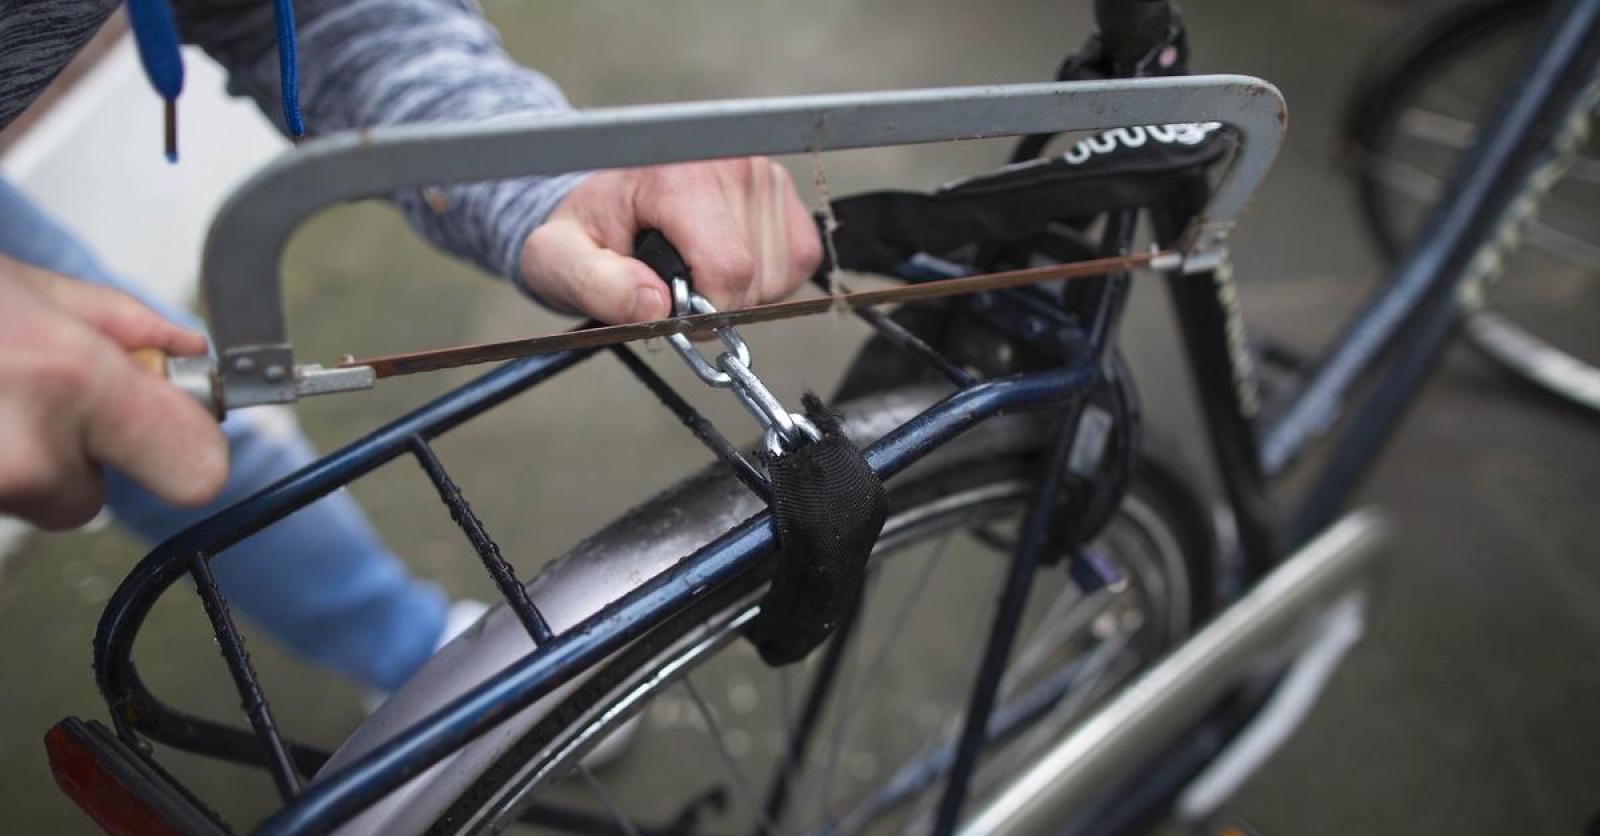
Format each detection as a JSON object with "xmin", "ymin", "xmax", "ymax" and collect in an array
[{"xmin": 745, "ymin": 395, "xmax": 888, "ymax": 666}]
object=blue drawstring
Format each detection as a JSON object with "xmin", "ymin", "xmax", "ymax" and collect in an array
[
  {"xmin": 271, "ymin": 0, "xmax": 305, "ymax": 138},
  {"xmin": 123, "ymin": 0, "xmax": 184, "ymax": 161},
  {"xmin": 124, "ymin": 0, "xmax": 305, "ymax": 162}
]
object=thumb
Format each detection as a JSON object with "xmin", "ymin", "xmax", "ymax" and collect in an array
[
  {"xmin": 520, "ymin": 218, "xmax": 671, "ymax": 324},
  {"xmin": 80, "ymin": 344, "xmax": 229, "ymax": 509}
]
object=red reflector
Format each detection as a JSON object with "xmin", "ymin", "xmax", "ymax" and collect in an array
[{"xmin": 45, "ymin": 722, "xmax": 183, "ymax": 836}]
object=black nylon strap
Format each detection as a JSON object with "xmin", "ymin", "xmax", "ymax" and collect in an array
[{"xmin": 745, "ymin": 395, "xmax": 887, "ymax": 666}]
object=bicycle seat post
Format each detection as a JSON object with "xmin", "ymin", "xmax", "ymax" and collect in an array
[{"xmin": 1094, "ymin": 0, "xmax": 1173, "ymax": 75}]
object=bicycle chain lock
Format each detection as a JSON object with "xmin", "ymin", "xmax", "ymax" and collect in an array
[{"xmin": 635, "ymin": 230, "xmax": 887, "ymax": 665}]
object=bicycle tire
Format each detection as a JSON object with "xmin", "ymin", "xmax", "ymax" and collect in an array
[
  {"xmin": 409, "ymin": 385, "xmax": 1220, "ymax": 835},
  {"xmin": 1340, "ymin": 0, "xmax": 1600, "ymax": 413}
]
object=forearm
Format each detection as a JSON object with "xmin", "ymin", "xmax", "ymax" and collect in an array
[{"xmin": 174, "ymin": 0, "xmax": 584, "ymax": 282}]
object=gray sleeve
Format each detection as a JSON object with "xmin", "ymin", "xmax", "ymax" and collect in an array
[{"xmin": 172, "ymin": 0, "xmax": 586, "ymax": 284}]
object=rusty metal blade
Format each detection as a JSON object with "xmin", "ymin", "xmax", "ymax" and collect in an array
[{"xmin": 345, "ymin": 251, "xmax": 1165, "ymax": 379}]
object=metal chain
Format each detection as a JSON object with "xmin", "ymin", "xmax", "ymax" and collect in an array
[{"xmin": 666, "ymin": 277, "xmax": 820, "ymax": 455}]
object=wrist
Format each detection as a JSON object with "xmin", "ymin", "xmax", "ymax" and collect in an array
[{"xmin": 511, "ymin": 171, "xmax": 595, "ymax": 301}]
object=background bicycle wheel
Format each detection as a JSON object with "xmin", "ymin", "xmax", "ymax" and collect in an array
[{"xmin": 1, "ymin": 0, "xmax": 1597, "ymax": 834}]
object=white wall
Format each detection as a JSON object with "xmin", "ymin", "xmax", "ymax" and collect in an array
[{"xmin": 3, "ymin": 39, "xmax": 287, "ymax": 306}]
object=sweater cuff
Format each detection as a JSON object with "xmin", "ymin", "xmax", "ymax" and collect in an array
[{"xmin": 497, "ymin": 170, "xmax": 590, "ymax": 305}]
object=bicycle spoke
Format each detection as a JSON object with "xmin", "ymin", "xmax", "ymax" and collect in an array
[
  {"xmin": 969, "ymin": 525, "xmax": 1016, "ymax": 555},
  {"xmin": 1525, "ymin": 219, "xmax": 1600, "ymax": 273},
  {"xmin": 1415, "ymin": 78, "xmax": 1486, "ymax": 125},
  {"xmin": 882, "ymin": 586, "xmax": 1122, "ymax": 834},
  {"xmin": 838, "ymin": 562, "xmax": 1013, "ymax": 834},
  {"xmin": 684, "ymin": 677, "xmax": 780, "ymax": 836},
  {"xmin": 810, "ymin": 531, "xmax": 957, "ymax": 824},
  {"xmin": 990, "ymin": 607, "xmax": 1135, "ymax": 778},
  {"xmin": 891, "ymin": 631, "xmax": 1133, "ymax": 836},
  {"xmin": 839, "ymin": 532, "xmax": 954, "ymax": 731},
  {"xmin": 760, "ymin": 596, "xmax": 863, "ymax": 834},
  {"xmin": 1566, "ymin": 154, "xmax": 1600, "ymax": 189},
  {"xmin": 1371, "ymin": 155, "xmax": 1443, "ymax": 205},
  {"xmin": 996, "ymin": 581, "xmax": 1094, "ymax": 698},
  {"xmin": 812, "ymin": 582, "xmax": 876, "ymax": 826},
  {"xmin": 1398, "ymin": 105, "xmax": 1476, "ymax": 150},
  {"xmin": 576, "ymin": 764, "xmax": 645, "ymax": 836},
  {"xmin": 777, "ymin": 665, "xmax": 795, "ymax": 746},
  {"xmin": 1373, "ymin": 157, "xmax": 1600, "ymax": 271}
]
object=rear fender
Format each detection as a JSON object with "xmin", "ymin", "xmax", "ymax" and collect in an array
[{"xmin": 318, "ymin": 385, "xmax": 1045, "ymax": 834}]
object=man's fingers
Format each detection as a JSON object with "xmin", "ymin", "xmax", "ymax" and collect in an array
[
  {"xmin": 526, "ymin": 158, "xmax": 823, "ymax": 323},
  {"xmin": 40, "ymin": 278, "xmax": 209, "ymax": 355},
  {"xmin": 743, "ymin": 162, "xmax": 787, "ymax": 309},
  {"xmin": 0, "ymin": 417, "xmax": 105, "ymax": 531},
  {"xmin": 641, "ymin": 159, "xmax": 818, "ymax": 310},
  {"xmin": 80, "ymin": 348, "xmax": 228, "ymax": 509},
  {"xmin": 635, "ymin": 164, "xmax": 760, "ymax": 311},
  {"xmin": 650, "ymin": 208, "xmax": 756, "ymax": 312},
  {"xmin": 779, "ymin": 166, "xmax": 825, "ymax": 287},
  {"xmin": 7, "ymin": 476, "xmax": 105, "ymax": 532},
  {"xmin": 3, "ymin": 255, "xmax": 208, "ymax": 355},
  {"xmin": 522, "ymin": 219, "xmax": 671, "ymax": 323}
]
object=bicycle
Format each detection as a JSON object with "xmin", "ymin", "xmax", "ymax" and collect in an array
[
  {"xmin": 43, "ymin": 0, "xmax": 1600, "ymax": 834},
  {"xmin": 1341, "ymin": 0, "xmax": 1600, "ymax": 413}
]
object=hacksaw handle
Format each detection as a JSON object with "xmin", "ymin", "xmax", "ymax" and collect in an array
[
  {"xmin": 128, "ymin": 347, "xmax": 169, "ymax": 376},
  {"xmin": 633, "ymin": 229, "xmax": 692, "ymax": 291},
  {"xmin": 127, "ymin": 348, "xmax": 225, "ymax": 418}
]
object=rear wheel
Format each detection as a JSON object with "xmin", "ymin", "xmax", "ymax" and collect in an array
[
  {"xmin": 438, "ymin": 389, "xmax": 1218, "ymax": 835},
  {"xmin": 1342, "ymin": 0, "xmax": 1600, "ymax": 412}
]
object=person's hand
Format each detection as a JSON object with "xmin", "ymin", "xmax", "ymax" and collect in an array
[
  {"xmin": 0, "ymin": 255, "xmax": 227, "ymax": 530},
  {"xmin": 519, "ymin": 158, "xmax": 823, "ymax": 323}
]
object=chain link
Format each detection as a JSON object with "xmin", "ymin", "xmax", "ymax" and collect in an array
[
  {"xmin": 666, "ymin": 279, "xmax": 751, "ymax": 386},
  {"xmin": 666, "ymin": 277, "xmax": 820, "ymax": 455}
]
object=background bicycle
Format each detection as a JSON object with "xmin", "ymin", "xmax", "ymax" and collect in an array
[
  {"xmin": 2, "ymin": 1, "xmax": 1597, "ymax": 834},
  {"xmin": 1341, "ymin": 0, "xmax": 1600, "ymax": 412}
]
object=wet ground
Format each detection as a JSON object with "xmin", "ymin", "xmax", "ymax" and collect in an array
[{"xmin": 3, "ymin": 0, "xmax": 1599, "ymax": 833}]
